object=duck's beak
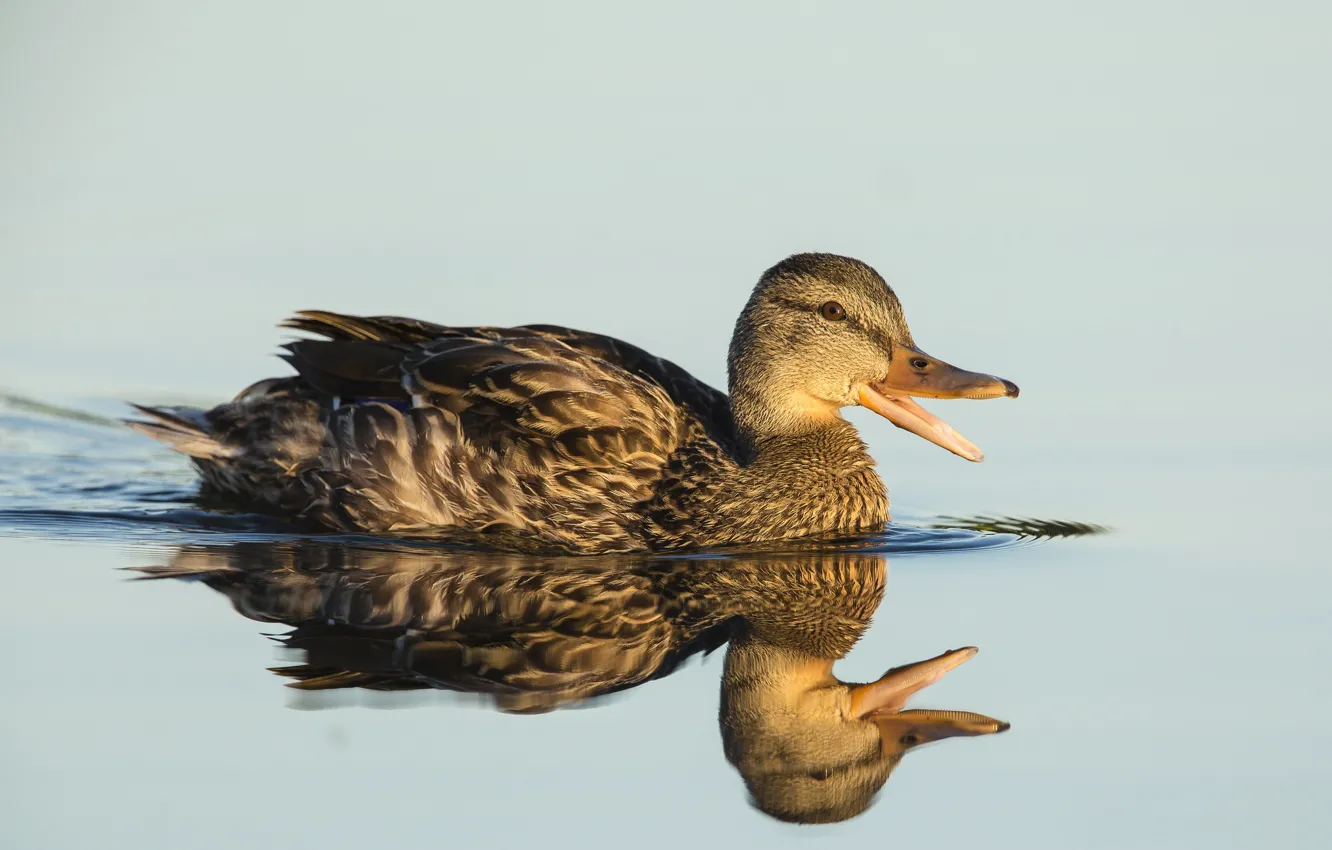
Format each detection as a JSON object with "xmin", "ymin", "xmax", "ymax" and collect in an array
[
  {"xmin": 857, "ymin": 345, "xmax": 1018, "ymax": 462},
  {"xmin": 849, "ymin": 647, "xmax": 979, "ymax": 718},
  {"xmin": 849, "ymin": 648, "xmax": 1009, "ymax": 750},
  {"xmin": 876, "ymin": 709, "xmax": 1010, "ymax": 749}
]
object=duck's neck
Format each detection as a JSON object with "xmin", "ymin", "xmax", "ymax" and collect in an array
[
  {"xmin": 714, "ymin": 419, "xmax": 890, "ymax": 545},
  {"xmin": 728, "ymin": 372, "xmax": 845, "ymax": 451},
  {"xmin": 722, "ymin": 632, "xmax": 838, "ymax": 715}
]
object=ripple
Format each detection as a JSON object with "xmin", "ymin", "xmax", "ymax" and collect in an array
[
  {"xmin": 0, "ymin": 391, "xmax": 122, "ymax": 427},
  {"xmin": 0, "ymin": 505, "xmax": 1102, "ymax": 557},
  {"xmin": 0, "ymin": 394, "xmax": 1105, "ymax": 556}
]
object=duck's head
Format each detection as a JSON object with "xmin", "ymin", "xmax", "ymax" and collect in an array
[
  {"xmin": 728, "ymin": 253, "xmax": 1018, "ymax": 460},
  {"xmin": 721, "ymin": 645, "xmax": 1007, "ymax": 824}
]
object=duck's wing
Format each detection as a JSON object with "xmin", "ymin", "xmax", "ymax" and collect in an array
[
  {"xmin": 141, "ymin": 543, "xmax": 730, "ymax": 713},
  {"xmin": 281, "ymin": 311, "xmax": 735, "ymax": 445},
  {"xmin": 280, "ymin": 324, "xmax": 690, "ymax": 460},
  {"xmin": 271, "ymin": 583, "xmax": 693, "ymax": 713},
  {"xmin": 274, "ymin": 609, "xmax": 729, "ymax": 713},
  {"xmin": 277, "ymin": 313, "xmax": 728, "ymax": 547}
]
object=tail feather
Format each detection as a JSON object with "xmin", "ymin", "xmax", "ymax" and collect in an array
[
  {"xmin": 281, "ymin": 310, "xmax": 448, "ymax": 343},
  {"xmin": 124, "ymin": 404, "xmax": 237, "ymax": 459}
]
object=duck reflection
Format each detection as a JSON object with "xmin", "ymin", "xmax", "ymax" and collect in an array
[{"xmin": 141, "ymin": 541, "xmax": 1007, "ymax": 823}]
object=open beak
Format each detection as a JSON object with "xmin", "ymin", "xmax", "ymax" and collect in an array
[
  {"xmin": 856, "ymin": 344, "xmax": 1019, "ymax": 462},
  {"xmin": 849, "ymin": 647, "xmax": 980, "ymax": 718},
  {"xmin": 875, "ymin": 709, "xmax": 1010, "ymax": 748},
  {"xmin": 849, "ymin": 648, "xmax": 1009, "ymax": 749}
]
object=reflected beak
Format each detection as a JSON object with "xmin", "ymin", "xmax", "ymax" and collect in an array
[
  {"xmin": 857, "ymin": 344, "xmax": 1019, "ymax": 462},
  {"xmin": 849, "ymin": 648, "xmax": 1009, "ymax": 750},
  {"xmin": 849, "ymin": 647, "xmax": 979, "ymax": 718},
  {"xmin": 875, "ymin": 709, "xmax": 1010, "ymax": 747}
]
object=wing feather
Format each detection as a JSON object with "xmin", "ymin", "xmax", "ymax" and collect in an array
[
  {"xmin": 282, "ymin": 310, "xmax": 734, "ymax": 446},
  {"xmin": 262, "ymin": 310, "xmax": 732, "ymax": 550}
]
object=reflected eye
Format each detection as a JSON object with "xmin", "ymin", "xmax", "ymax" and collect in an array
[
  {"xmin": 819, "ymin": 301, "xmax": 846, "ymax": 321},
  {"xmin": 900, "ymin": 733, "xmax": 921, "ymax": 747},
  {"xmin": 910, "ymin": 357, "xmax": 929, "ymax": 369}
]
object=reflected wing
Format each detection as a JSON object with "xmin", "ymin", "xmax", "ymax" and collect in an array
[{"xmin": 141, "ymin": 543, "xmax": 731, "ymax": 713}]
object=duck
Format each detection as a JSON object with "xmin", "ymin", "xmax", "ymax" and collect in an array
[
  {"xmin": 127, "ymin": 253, "xmax": 1018, "ymax": 553},
  {"xmin": 138, "ymin": 540, "xmax": 1008, "ymax": 823},
  {"xmin": 146, "ymin": 541, "xmax": 734, "ymax": 713},
  {"xmin": 722, "ymin": 634, "xmax": 1005, "ymax": 824}
]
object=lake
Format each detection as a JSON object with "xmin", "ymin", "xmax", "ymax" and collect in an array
[
  {"xmin": 2, "ymin": 372, "xmax": 1326, "ymax": 847},
  {"xmin": 3, "ymin": 2, "xmax": 1330, "ymax": 847}
]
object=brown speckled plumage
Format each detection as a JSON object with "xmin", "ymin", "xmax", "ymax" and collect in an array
[
  {"xmin": 138, "ymin": 541, "xmax": 888, "ymax": 713},
  {"xmin": 141, "ymin": 542, "xmax": 1005, "ymax": 823},
  {"xmin": 128, "ymin": 253, "xmax": 1015, "ymax": 553}
]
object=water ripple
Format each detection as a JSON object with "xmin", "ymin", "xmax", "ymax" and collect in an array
[{"xmin": 0, "ymin": 393, "xmax": 1105, "ymax": 554}]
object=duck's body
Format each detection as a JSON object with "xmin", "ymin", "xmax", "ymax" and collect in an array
[
  {"xmin": 129, "ymin": 254, "xmax": 1016, "ymax": 553},
  {"xmin": 147, "ymin": 542, "xmax": 734, "ymax": 712},
  {"xmin": 143, "ymin": 541, "xmax": 1008, "ymax": 821}
]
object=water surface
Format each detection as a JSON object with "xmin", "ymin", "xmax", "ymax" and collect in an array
[
  {"xmin": 2, "ymin": 391, "xmax": 1327, "ymax": 847},
  {"xmin": 4, "ymin": 3, "xmax": 1331, "ymax": 846}
]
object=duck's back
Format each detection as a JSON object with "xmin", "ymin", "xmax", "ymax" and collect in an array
[{"xmin": 129, "ymin": 312, "xmax": 737, "ymax": 552}]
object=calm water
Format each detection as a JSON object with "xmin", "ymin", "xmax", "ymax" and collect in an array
[
  {"xmin": 1, "ymin": 387, "xmax": 1327, "ymax": 847},
  {"xmin": 5, "ymin": 3, "xmax": 1332, "ymax": 847}
]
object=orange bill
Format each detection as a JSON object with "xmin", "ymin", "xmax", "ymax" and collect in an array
[
  {"xmin": 850, "ymin": 647, "xmax": 1009, "ymax": 751},
  {"xmin": 874, "ymin": 709, "xmax": 1010, "ymax": 748},
  {"xmin": 857, "ymin": 344, "xmax": 1018, "ymax": 462},
  {"xmin": 849, "ymin": 647, "xmax": 979, "ymax": 719}
]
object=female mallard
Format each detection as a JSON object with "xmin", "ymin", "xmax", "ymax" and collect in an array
[
  {"xmin": 142, "ymin": 540, "xmax": 1007, "ymax": 824},
  {"xmin": 128, "ymin": 253, "xmax": 1018, "ymax": 553}
]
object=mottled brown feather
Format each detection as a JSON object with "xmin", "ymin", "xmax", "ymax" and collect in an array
[{"xmin": 128, "ymin": 254, "xmax": 917, "ymax": 551}]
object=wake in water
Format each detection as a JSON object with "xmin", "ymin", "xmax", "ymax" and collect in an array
[{"xmin": 0, "ymin": 392, "xmax": 1105, "ymax": 553}]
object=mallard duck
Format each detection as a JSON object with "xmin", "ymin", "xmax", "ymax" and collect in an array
[
  {"xmin": 139, "ymin": 541, "xmax": 1007, "ymax": 823},
  {"xmin": 722, "ymin": 641, "xmax": 1005, "ymax": 824},
  {"xmin": 146, "ymin": 542, "xmax": 733, "ymax": 713},
  {"xmin": 128, "ymin": 253, "xmax": 1018, "ymax": 553}
]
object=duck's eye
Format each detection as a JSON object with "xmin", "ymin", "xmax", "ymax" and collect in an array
[
  {"xmin": 910, "ymin": 357, "xmax": 929, "ymax": 369},
  {"xmin": 819, "ymin": 301, "xmax": 847, "ymax": 321}
]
